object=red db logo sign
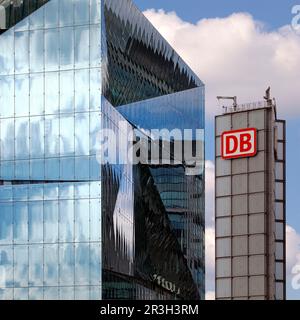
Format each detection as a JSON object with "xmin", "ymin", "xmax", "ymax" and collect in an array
[{"xmin": 221, "ymin": 128, "xmax": 257, "ymax": 159}]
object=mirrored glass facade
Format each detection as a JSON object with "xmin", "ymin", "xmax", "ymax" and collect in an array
[{"xmin": 0, "ymin": 0, "xmax": 205, "ymax": 300}]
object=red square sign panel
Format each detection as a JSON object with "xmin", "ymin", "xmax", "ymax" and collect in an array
[{"xmin": 221, "ymin": 128, "xmax": 257, "ymax": 159}]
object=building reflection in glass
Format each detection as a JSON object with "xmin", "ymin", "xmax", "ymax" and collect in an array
[{"xmin": 0, "ymin": 0, "xmax": 205, "ymax": 300}]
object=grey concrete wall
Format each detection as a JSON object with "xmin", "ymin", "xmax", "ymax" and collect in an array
[{"xmin": 215, "ymin": 107, "xmax": 286, "ymax": 300}]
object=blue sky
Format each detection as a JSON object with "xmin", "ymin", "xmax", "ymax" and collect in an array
[
  {"xmin": 135, "ymin": 0, "xmax": 297, "ymax": 29},
  {"xmin": 134, "ymin": 0, "xmax": 300, "ymax": 300}
]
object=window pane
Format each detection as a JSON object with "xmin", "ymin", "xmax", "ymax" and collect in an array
[
  {"xmin": 75, "ymin": 199, "xmax": 89, "ymax": 242},
  {"xmin": 90, "ymin": 24, "xmax": 101, "ymax": 67},
  {"xmin": 15, "ymin": 75, "xmax": 29, "ymax": 117},
  {"xmin": 30, "ymin": 30, "xmax": 44, "ymax": 72},
  {"xmin": 276, "ymin": 222, "xmax": 284, "ymax": 240},
  {"xmin": 45, "ymin": 0, "xmax": 59, "ymax": 28},
  {"xmin": 0, "ymin": 29, "xmax": 14, "ymax": 75},
  {"xmin": 14, "ymin": 288, "xmax": 29, "ymax": 300},
  {"xmin": 0, "ymin": 203, "xmax": 13, "ymax": 245},
  {"xmin": 275, "ymin": 162, "xmax": 284, "ymax": 180},
  {"xmin": 90, "ymin": 0, "xmax": 101, "ymax": 24},
  {"xmin": 14, "ymin": 245, "xmax": 28, "ymax": 288},
  {"xmin": 90, "ymin": 199, "xmax": 101, "ymax": 242},
  {"xmin": 44, "ymin": 287, "xmax": 59, "ymax": 300},
  {"xmin": 45, "ymin": 72, "xmax": 59, "ymax": 114},
  {"xmin": 275, "ymin": 182, "xmax": 284, "ymax": 200},
  {"xmin": 29, "ymin": 288, "xmax": 43, "ymax": 300},
  {"xmin": 75, "ymin": 156, "xmax": 90, "ymax": 180},
  {"xmin": 75, "ymin": 286, "xmax": 90, "ymax": 300},
  {"xmin": 29, "ymin": 5, "xmax": 44, "ymax": 30},
  {"xmin": 15, "ymin": 117, "xmax": 29, "ymax": 160},
  {"xmin": 275, "ymin": 202, "xmax": 284, "ymax": 221},
  {"xmin": 60, "ymin": 27, "xmax": 74, "ymax": 69},
  {"xmin": 30, "ymin": 74, "xmax": 44, "ymax": 116},
  {"xmin": 44, "ymin": 244, "xmax": 59, "ymax": 286},
  {"xmin": 59, "ymin": 287, "xmax": 74, "ymax": 300},
  {"xmin": 90, "ymin": 69, "xmax": 101, "ymax": 111},
  {"xmin": 90, "ymin": 243, "xmax": 101, "ymax": 285},
  {"xmin": 45, "ymin": 115, "xmax": 60, "ymax": 157},
  {"xmin": 59, "ymin": 200, "xmax": 74, "ymax": 242},
  {"xmin": 75, "ymin": 243, "xmax": 90, "ymax": 285},
  {"xmin": 60, "ymin": 114, "xmax": 75, "ymax": 156},
  {"xmin": 28, "ymin": 202, "xmax": 43, "ymax": 243},
  {"xmin": 29, "ymin": 245, "xmax": 43, "ymax": 286},
  {"xmin": 45, "ymin": 29, "xmax": 59, "ymax": 72},
  {"xmin": 75, "ymin": 69, "xmax": 89, "ymax": 112},
  {"xmin": 75, "ymin": 112, "xmax": 89, "ymax": 155},
  {"xmin": 276, "ymin": 142, "xmax": 284, "ymax": 161},
  {"xmin": 59, "ymin": 244, "xmax": 75, "ymax": 286},
  {"xmin": 75, "ymin": 26, "xmax": 89, "ymax": 68},
  {"xmin": 276, "ymin": 242, "xmax": 284, "ymax": 260},
  {"xmin": 15, "ymin": 31, "xmax": 29, "ymax": 74},
  {"xmin": 59, "ymin": 0, "xmax": 74, "ymax": 27},
  {"xmin": 30, "ymin": 116, "xmax": 45, "ymax": 158},
  {"xmin": 0, "ymin": 246, "xmax": 13, "ymax": 288},
  {"xmin": 0, "ymin": 75, "xmax": 14, "ymax": 117},
  {"xmin": 44, "ymin": 200, "xmax": 59, "ymax": 243},
  {"xmin": 60, "ymin": 157, "xmax": 75, "ymax": 180},
  {"xmin": 45, "ymin": 158, "xmax": 60, "ymax": 180},
  {"xmin": 14, "ymin": 202, "xmax": 28, "ymax": 244},
  {"xmin": 1, "ymin": 118, "xmax": 14, "ymax": 160},
  {"xmin": 74, "ymin": 0, "xmax": 90, "ymax": 25},
  {"xmin": 60, "ymin": 71, "xmax": 74, "ymax": 114}
]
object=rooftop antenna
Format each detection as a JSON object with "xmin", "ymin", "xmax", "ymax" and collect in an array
[
  {"xmin": 217, "ymin": 96, "xmax": 238, "ymax": 112},
  {"xmin": 264, "ymin": 86, "xmax": 277, "ymax": 118},
  {"xmin": 264, "ymin": 86, "xmax": 272, "ymax": 107}
]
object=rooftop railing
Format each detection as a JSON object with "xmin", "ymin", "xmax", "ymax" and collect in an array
[{"xmin": 222, "ymin": 100, "xmax": 272, "ymax": 114}]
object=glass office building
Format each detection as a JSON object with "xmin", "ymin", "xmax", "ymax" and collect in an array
[{"xmin": 0, "ymin": 0, "xmax": 205, "ymax": 300}]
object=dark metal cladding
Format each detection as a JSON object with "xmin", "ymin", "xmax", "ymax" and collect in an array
[{"xmin": 103, "ymin": 0, "xmax": 203, "ymax": 107}]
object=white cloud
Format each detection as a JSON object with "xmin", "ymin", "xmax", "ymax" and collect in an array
[
  {"xmin": 205, "ymin": 290, "xmax": 215, "ymax": 300},
  {"xmin": 205, "ymin": 160, "xmax": 215, "ymax": 227},
  {"xmin": 143, "ymin": 9, "xmax": 300, "ymax": 118},
  {"xmin": 205, "ymin": 226, "xmax": 215, "ymax": 298},
  {"xmin": 286, "ymin": 225, "xmax": 300, "ymax": 272},
  {"xmin": 286, "ymin": 225, "xmax": 300, "ymax": 298},
  {"xmin": 205, "ymin": 161, "xmax": 215, "ymax": 298}
]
